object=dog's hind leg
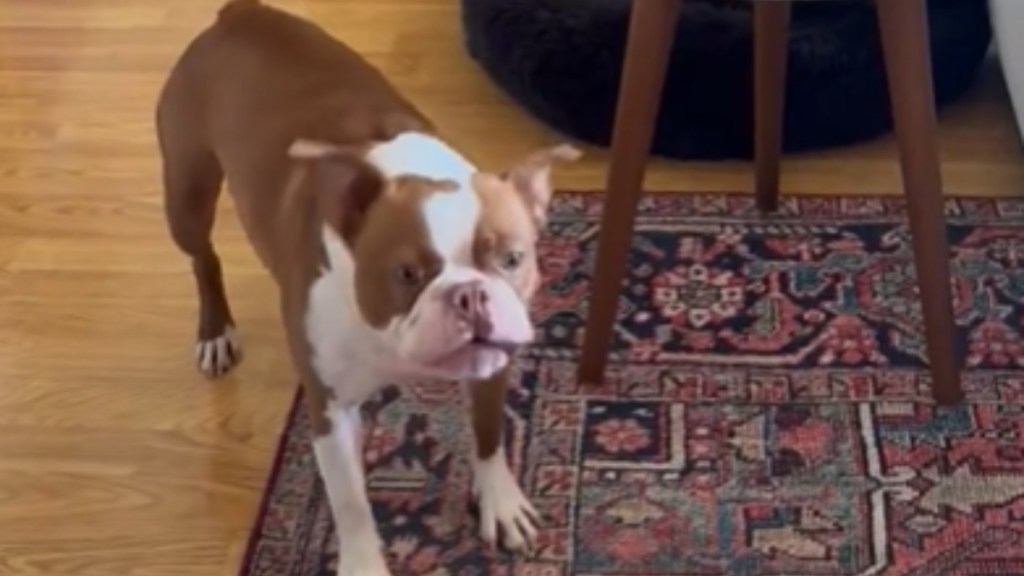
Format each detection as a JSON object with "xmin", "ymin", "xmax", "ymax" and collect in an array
[{"xmin": 157, "ymin": 84, "xmax": 241, "ymax": 378}]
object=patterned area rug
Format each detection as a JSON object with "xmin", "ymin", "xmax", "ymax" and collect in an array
[{"xmin": 241, "ymin": 193, "xmax": 1024, "ymax": 576}]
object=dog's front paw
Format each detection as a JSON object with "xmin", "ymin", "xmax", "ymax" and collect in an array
[
  {"xmin": 337, "ymin": 533, "xmax": 391, "ymax": 576},
  {"xmin": 337, "ymin": 552, "xmax": 391, "ymax": 576},
  {"xmin": 472, "ymin": 454, "xmax": 540, "ymax": 552},
  {"xmin": 194, "ymin": 325, "xmax": 242, "ymax": 377}
]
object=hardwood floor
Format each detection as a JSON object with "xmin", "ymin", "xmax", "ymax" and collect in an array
[{"xmin": 1, "ymin": 1, "xmax": 1023, "ymax": 574}]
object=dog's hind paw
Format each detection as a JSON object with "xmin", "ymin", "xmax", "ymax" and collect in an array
[{"xmin": 195, "ymin": 325, "xmax": 242, "ymax": 378}]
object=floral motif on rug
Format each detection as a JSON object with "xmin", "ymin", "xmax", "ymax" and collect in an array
[{"xmin": 240, "ymin": 193, "xmax": 1024, "ymax": 576}]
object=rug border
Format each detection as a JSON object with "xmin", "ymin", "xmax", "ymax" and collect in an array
[
  {"xmin": 543, "ymin": 190, "xmax": 1024, "ymax": 215},
  {"xmin": 237, "ymin": 386, "xmax": 304, "ymax": 576}
]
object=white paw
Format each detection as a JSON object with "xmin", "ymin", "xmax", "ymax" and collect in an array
[
  {"xmin": 337, "ymin": 543, "xmax": 391, "ymax": 576},
  {"xmin": 194, "ymin": 325, "xmax": 241, "ymax": 377},
  {"xmin": 472, "ymin": 451, "xmax": 540, "ymax": 552}
]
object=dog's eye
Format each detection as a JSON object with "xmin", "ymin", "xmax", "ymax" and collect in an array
[
  {"xmin": 394, "ymin": 264, "xmax": 422, "ymax": 286},
  {"xmin": 499, "ymin": 250, "xmax": 525, "ymax": 271}
]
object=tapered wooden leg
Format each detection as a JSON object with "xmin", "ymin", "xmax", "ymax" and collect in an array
[
  {"xmin": 754, "ymin": 0, "xmax": 791, "ymax": 212},
  {"xmin": 876, "ymin": 0, "xmax": 963, "ymax": 405},
  {"xmin": 578, "ymin": 0, "xmax": 681, "ymax": 386}
]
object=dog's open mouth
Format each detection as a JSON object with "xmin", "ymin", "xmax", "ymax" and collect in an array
[{"xmin": 425, "ymin": 336, "xmax": 520, "ymax": 373}]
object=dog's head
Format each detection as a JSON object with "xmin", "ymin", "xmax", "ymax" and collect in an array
[{"xmin": 292, "ymin": 137, "xmax": 579, "ymax": 381}]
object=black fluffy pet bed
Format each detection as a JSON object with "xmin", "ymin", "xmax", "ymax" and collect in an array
[{"xmin": 460, "ymin": 0, "xmax": 992, "ymax": 160}]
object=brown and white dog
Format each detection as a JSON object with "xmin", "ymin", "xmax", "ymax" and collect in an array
[{"xmin": 156, "ymin": 0, "xmax": 578, "ymax": 574}]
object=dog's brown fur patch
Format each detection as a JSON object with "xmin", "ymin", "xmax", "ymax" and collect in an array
[{"xmin": 348, "ymin": 175, "xmax": 460, "ymax": 328}]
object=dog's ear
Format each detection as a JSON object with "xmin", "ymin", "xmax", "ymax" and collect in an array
[
  {"xmin": 502, "ymin": 144, "xmax": 582, "ymax": 227},
  {"xmin": 289, "ymin": 139, "xmax": 385, "ymax": 244}
]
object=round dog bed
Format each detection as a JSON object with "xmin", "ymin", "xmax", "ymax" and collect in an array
[{"xmin": 460, "ymin": 0, "xmax": 992, "ymax": 160}]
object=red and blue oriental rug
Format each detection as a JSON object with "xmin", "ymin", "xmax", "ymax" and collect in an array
[{"xmin": 241, "ymin": 192, "xmax": 1024, "ymax": 576}]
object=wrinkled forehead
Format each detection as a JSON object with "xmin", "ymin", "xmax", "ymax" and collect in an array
[
  {"xmin": 359, "ymin": 173, "xmax": 536, "ymax": 272},
  {"xmin": 417, "ymin": 179, "xmax": 481, "ymax": 266}
]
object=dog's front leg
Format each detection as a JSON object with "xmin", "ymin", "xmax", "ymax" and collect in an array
[
  {"xmin": 466, "ymin": 367, "xmax": 540, "ymax": 552},
  {"xmin": 309, "ymin": 392, "xmax": 391, "ymax": 576}
]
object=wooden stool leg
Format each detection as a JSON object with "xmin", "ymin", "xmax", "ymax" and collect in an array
[
  {"xmin": 754, "ymin": 0, "xmax": 791, "ymax": 212},
  {"xmin": 876, "ymin": 0, "xmax": 963, "ymax": 406},
  {"xmin": 577, "ymin": 0, "xmax": 681, "ymax": 385}
]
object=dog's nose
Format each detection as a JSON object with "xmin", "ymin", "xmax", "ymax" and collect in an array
[{"xmin": 447, "ymin": 281, "xmax": 493, "ymax": 338}]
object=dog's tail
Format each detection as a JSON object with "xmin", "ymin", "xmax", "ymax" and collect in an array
[{"xmin": 218, "ymin": 0, "xmax": 261, "ymax": 22}]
